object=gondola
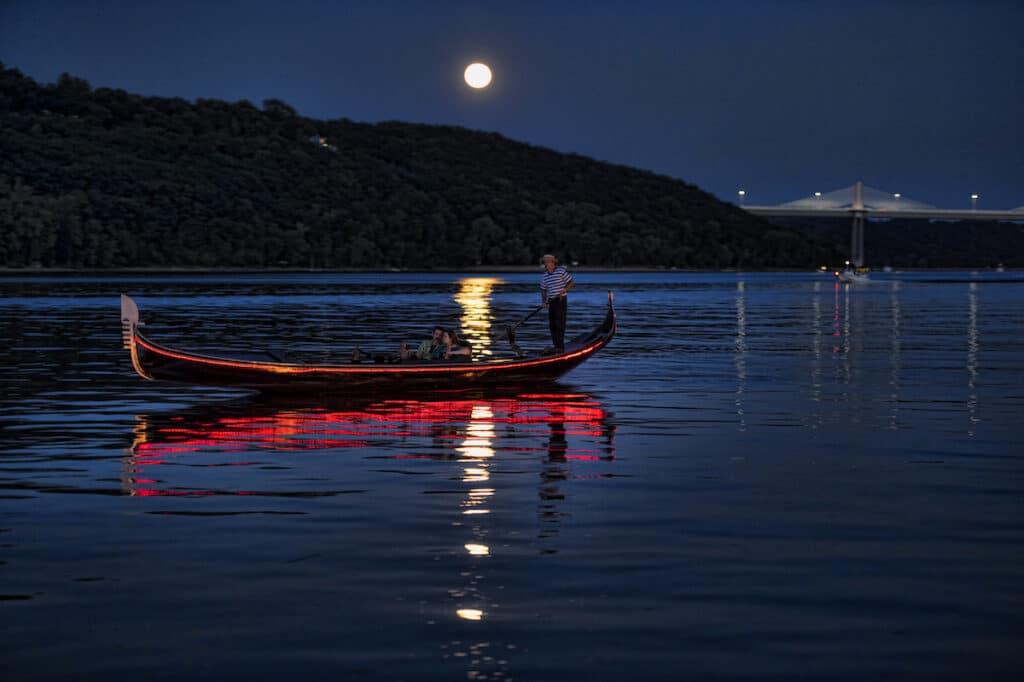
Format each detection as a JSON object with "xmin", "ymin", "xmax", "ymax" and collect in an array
[{"xmin": 120, "ymin": 292, "xmax": 616, "ymax": 393}]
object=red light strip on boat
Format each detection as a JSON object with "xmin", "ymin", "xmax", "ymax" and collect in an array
[{"xmin": 134, "ymin": 323, "xmax": 613, "ymax": 375}]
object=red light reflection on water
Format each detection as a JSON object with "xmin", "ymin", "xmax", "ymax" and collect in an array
[{"xmin": 125, "ymin": 393, "xmax": 614, "ymax": 496}]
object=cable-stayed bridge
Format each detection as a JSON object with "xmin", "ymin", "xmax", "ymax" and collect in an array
[{"xmin": 743, "ymin": 182, "xmax": 1024, "ymax": 266}]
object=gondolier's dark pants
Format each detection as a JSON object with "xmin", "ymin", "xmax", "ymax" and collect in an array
[{"xmin": 548, "ymin": 296, "xmax": 567, "ymax": 350}]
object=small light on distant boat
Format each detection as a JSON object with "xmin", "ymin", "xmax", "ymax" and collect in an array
[
  {"xmin": 457, "ymin": 608, "xmax": 484, "ymax": 621},
  {"xmin": 464, "ymin": 543, "xmax": 490, "ymax": 556}
]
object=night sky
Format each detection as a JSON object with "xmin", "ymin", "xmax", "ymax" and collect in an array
[{"xmin": 2, "ymin": 0, "xmax": 1022, "ymax": 209}]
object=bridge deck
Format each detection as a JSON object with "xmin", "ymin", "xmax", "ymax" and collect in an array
[{"xmin": 745, "ymin": 207, "xmax": 1023, "ymax": 221}]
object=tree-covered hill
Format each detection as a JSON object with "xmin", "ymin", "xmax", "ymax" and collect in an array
[{"xmin": 2, "ymin": 64, "xmax": 841, "ymax": 269}]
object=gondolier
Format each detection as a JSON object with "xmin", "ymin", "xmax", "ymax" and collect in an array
[{"xmin": 539, "ymin": 254, "xmax": 575, "ymax": 353}]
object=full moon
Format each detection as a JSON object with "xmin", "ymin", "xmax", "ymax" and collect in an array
[{"xmin": 464, "ymin": 62, "xmax": 492, "ymax": 89}]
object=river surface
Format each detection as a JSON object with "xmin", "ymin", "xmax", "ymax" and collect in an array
[{"xmin": 1, "ymin": 271, "xmax": 1022, "ymax": 680}]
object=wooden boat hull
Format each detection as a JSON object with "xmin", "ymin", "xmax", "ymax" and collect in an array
[{"xmin": 122, "ymin": 294, "xmax": 616, "ymax": 393}]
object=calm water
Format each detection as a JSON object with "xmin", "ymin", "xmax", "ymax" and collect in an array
[{"xmin": 1, "ymin": 272, "xmax": 1022, "ymax": 680}]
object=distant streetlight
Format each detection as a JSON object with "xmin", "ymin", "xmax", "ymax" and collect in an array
[
  {"xmin": 814, "ymin": 191, "xmax": 822, "ymax": 199},
  {"xmin": 970, "ymin": 193, "xmax": 979, "ymax": 210},
  {"xmin": 737, "ymin": 189, "xmax": 746, "ymax": 206},
  {"xmin": 893, "ymin": 193, "xmax": 901, "ymax": 200}
]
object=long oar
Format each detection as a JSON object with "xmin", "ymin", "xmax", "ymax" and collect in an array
[{"xmin": 496, "ymin": 305, "xmax": 544, "ymax": 357}]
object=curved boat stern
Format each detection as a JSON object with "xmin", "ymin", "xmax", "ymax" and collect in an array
[
  {"xmin": 121, "ymin": 294, "xmax": 153, "ymax": 380},
  {"xmin": 121, "ymin": 294, "xmax": 139, "ymax": 349}
]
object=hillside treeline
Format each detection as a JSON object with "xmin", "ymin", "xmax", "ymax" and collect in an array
[{"xmin": 2, "ymin": 63, "xmax": 841, "ymax": 269}]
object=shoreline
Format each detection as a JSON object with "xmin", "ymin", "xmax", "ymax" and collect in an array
[{"xmin": 0, "ymin": 265, "xmax": 1017, "ymax": 276}]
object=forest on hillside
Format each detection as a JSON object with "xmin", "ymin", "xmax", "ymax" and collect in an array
[
  {"xmin": 0, "ymin": 64, "xmax": 846, "ymax": 270},
  {"xmin": 5, "ymin": 64, "xmax": 1011, "ymax": 270}
]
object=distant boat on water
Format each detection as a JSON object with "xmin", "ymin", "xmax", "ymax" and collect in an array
[{"xmin": 833, "ymin": 263, "xmax": 870, "ymax": 284}]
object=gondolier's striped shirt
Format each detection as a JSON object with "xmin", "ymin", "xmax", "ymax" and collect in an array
[{"xmin": 541, "ymin": 266, "xmax": 574, "ymax": 301}]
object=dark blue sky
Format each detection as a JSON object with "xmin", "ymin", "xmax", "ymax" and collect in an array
[{"xmin": 3, "ymin": 0, "xmax": 1022, "ymax": 209}]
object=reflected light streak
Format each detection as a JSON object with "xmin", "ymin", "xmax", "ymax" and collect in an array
[
  {"xmin": 842, "ymin": 282, "xmax": 851, "ymax": 358},
  {"xmin": 462, "ymin": 487, "xmax": 494, "ymax": 515},
  {"xmin": 462, "ymin": 467, "xmax": 490, "ymax": 483},
  {"xmin": 455, "ymin": 404, "xmax": 496, "ymax": 628},
  {"xmin": 832, "ymin": 280, "xmax": 841, "ymax": 350},
  {"xmin": 458, "ymin": 446, "xmax": 494, "ymax": 459},
  {"xmin": 810, "ymin": 284, "xmax": 823, "ymax": 412},
  {"xmin": 455, "ymin": 277, "xmax": 502, "ymax": 357},
  {"xmin": 967, "ymin": 282, "xmax": 979, "ymax": 437},
  {"xmin": 735, "ymin": 280, "xmax": 747, "ymax": 432},
  {"xmin": 457, "ymin": 405, "xmax": 496, "ymax": 461},
  {"xmin": 460, "ymin": 405, "xmax": 495, "ymax": 515},
  {"xmin": 833, "ymin": 280, "xmax": 851, "ymax": 385},
  {"xmin": 889, "ymin": 281, "xmax": 902, "ymax": 430}
]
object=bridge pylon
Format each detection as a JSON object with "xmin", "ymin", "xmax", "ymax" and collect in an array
[{"xmin": 851, "ymin": 181, "xmax": 865, "ymax": 267}]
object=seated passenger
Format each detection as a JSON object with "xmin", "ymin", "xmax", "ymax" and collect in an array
[
  {"xmin": 430, "ymin": 328, "xmax": 472, "ymax": 360},
  {"xmin": 401, "ymin": 326, "xmax": 444, "ymax": 361}
]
